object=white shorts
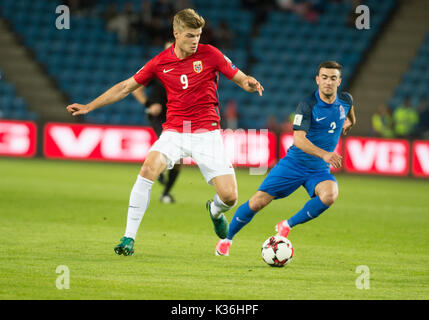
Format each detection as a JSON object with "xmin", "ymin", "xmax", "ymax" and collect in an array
[{"xmin": 148, "ymin": 130, "xmax": 235, "ymax": 184}]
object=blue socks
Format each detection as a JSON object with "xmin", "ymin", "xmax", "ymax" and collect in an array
[
  {"xmin": 227, "ymin": 201, "xmax": 257, "ymax": 240},
  {"xmin": 287, "ymin": 196, "xmax": 329, "ymax": 228},
  {"xmin": 227, "ymin": 196, "xmax": 330, "ymax": 241}
]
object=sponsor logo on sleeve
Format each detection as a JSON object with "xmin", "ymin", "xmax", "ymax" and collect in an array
[
  {"xmin": 293, "ymin": 114, "xmax": 303, "ymax": 126},
  {"xmin": 224, "ymin": 55, "xmax": 236, "ymax": 69},
  {"xmin": 340, "ymin": 105, "xmax": 346, "ymax": 119}
]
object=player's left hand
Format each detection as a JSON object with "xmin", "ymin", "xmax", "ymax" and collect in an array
[
  {"xmin": 246, "ymin": 76, "xmax": 264, "ymax": 96},
  {"xmin": 66, "ymin": 103, "xmax": 92, "ymax": 116},
  {"xmin": 342, "ymin": 118, "xmax": 353, "ymax": 135}
]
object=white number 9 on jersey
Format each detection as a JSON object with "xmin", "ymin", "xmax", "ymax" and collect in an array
[{"xmin": 180, "ymin": 74, "xmax": 188, "ymax": 89}]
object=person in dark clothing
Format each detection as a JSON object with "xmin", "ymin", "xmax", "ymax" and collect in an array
[{"xmin": 144, "ymin": 78, "xmax": 167, "ymax": 137}]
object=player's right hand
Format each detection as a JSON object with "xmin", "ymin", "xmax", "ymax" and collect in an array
[
  {"xmin": 146, "ymin": 103, "xmax": 162, "ymax": 116},
  {"xmin": 245, "ymin": 76, "xmax": 264, "ymax": 96},
  {"xmin": 66, "ymin": 103, "xmax": 92, "ymax": 116},
  {"xmin": 322, "ymin": 152, "xmax": 342, "ymax": 168}
]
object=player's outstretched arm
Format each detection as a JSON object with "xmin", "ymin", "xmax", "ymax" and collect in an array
[
  {"xmin": 66, "ymin": 77, "xmax": 142, "ymax": 116},
  {"xmin": 294, "ymin": 130, "xmax": 343, "ymax": 168},
  {"xmin": 231, "ymin": 70, "xmax": 264, "ymax": 96}
]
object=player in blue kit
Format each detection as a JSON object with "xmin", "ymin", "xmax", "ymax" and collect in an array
[{"xmin": 215, "ymin": 61, "xmax": 356, "ymax": 256}]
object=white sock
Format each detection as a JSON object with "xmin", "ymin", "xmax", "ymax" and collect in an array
[
  {"xmin": 210, "ymin": 194, "xmax": 236, "ymax": 219},
  {"xmin": 124, "ymin": 175, "xmax": 153, "ymax": 239},
  {"xmin": 282, "ymin": 220, "xmax": 291, "ymax": 229}
]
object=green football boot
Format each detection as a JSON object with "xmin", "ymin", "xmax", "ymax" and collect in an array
[
  {"xmin": 114, "ymin": 237, "xmax": 135, "ymax": 256},
  {"xmin": 206, "ymin": 200, "xmax": 229, "ymax": 239}
]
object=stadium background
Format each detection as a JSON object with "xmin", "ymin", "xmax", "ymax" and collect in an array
[
  {"xmin": 0, "ymin": 0, "xmax": 427, "ymax": 178},
  {"xmin": 0, "ymin": 0, "xmax": 429, "ymax": 302},
  {"xmin": 0, "ymin": 0, "xmax": 428, "ymax": 178}
]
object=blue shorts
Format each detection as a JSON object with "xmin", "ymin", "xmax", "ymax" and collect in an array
[{"xmin": 258, "ymin": 158, "xmax": 337, "ymax": 199}]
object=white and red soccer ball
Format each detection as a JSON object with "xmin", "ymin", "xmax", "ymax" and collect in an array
[{"xmin": 261, "ymin": 235, "xmax": 293, "ymax": 267}]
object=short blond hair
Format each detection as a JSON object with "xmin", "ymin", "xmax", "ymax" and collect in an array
[{"xmin": 173, "ymin": 8, "xmax": 205, "ymax": 32}]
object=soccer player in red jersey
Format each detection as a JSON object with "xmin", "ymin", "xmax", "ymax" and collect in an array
[{"xmin": 66, "ymin": 9, "xmax": 264, "ymax": 256}]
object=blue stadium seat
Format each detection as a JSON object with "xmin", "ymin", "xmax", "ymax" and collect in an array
[
  {"xmin": 389, "ymin": 31, "xmax": 429, "ymax": 108},
  {"xmin": 0, "ymin": 69, "xmax": 38, "ymax": 121},
  {"xmin": 0, "ymin": 0, "xmax": 396, "ymax": 128}
]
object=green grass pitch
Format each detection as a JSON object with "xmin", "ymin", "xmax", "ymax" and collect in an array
[{"xmin": 0, "ymin": 158, "xmax": 428, "ymax": 300}]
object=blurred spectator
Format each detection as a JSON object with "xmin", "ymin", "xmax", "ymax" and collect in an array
[
  {"xmin": 174, "ymin": 0, "xmax": 195, "ymax": 11},
  {"xmin": 216, "ymin": 20, "xmax": 235, "ymax": 49},
  {"xmin": 63, "ymin": 0, "xmax": 95, "ymax": 15},
  {"xmin": 139, "ymin": 0, "xmax": 153, "ymax": 26},
  {"xmin": 223, "ymin": 100, "xmax": 238, "ymax": 129},
  {"xmin": 347, "ymin": 0, "xmax": 362, "ymax": 28},
  {"xmin": 200, "ymin": 21, "xmax": 217, "ymax": 46},
  {"xmin": 147, "ymin": 0, "xmax": 175, "ymax": 46},
  {"xmin": 103, "ymin": 3, "xmax": 118, "ymax": 22},
  {"xmin": 132, "ymin": 0, "xmax": 153, "ymax": 43},
  {"xmin": 275, "ymin": 0, "xmax": 320, "ymax": 22},
  {"xmin": 393, "ymin": 97, "xmax": 419, "ymax": 138},
  {"xmin": 267, "ymin": 115, "xmax": 281, "ymax": 135},
  {"xmin": 371, "ymin": 105, "xmax": 394, "ymax": 138},
  {"xmin": 416, "ymin": 98, "xmax": 429, "ymax": 139},
  {"xmin": 241, "ymin": 0, "xmax": 275, "ymax": 37},
  {"xmin": 276, "ymin": 0, "xmax": 295, "ymax": 10},
  {"xmin": 148, "ymin": 17, "xmax": 171, "ymax": 46},
  {"xmin": 152, "ymin": 0, "xmax": 175, "ymax": 21},
  {"xmin": 105, "ymin": 2, "xmax": 139, "ymax": 44},
  {"xmin": 298, "ymin": 3, "xmax": 320, "ymax": 23},
  {"xmin": 281, "ymin": 113, "xmax": 294, "ymax": 133},
  {"xmin": 311, "ymin": 0, "xmax": 327, "ymax": 14}
]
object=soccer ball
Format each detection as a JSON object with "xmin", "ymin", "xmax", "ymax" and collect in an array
[{"xmin": 261, "ymin": 235, "xmax": 293, "ymax": 267}]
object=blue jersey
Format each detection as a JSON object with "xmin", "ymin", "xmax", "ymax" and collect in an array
[{"xmin": 283, "ymin": 90, "xmax": 353, "ymax": 170}]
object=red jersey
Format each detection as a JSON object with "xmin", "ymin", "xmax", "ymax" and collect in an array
[{"xmin": 133, "ymin": 43, "xmax": 239, "ymax": 132}]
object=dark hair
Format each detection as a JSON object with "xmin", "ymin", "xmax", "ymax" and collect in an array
[{"xmin": 318, "ymin": 61, "xmax": 342, "ymax": 75}]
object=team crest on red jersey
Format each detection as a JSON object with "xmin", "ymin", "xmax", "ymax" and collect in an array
[{"xmin": 193, "ymin": 61, "xmax": 203, "ymax": 73}]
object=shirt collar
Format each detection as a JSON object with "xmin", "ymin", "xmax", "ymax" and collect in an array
[{"xmin": 315, "ymin": 90, "xmax": 338, "ymax": 107}]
